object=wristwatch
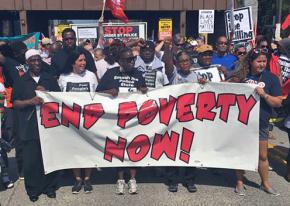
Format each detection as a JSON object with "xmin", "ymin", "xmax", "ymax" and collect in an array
[{"xmin": 262, "ymin": 93, "xmax": 269, "ymax": 99}]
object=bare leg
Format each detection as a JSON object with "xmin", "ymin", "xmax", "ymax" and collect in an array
[
  {"xmin": 235, "ymin": 170, "xmax": 245, "ymax": 187},
  {"xmin": 258, "ymin": 140, "xmax": 272, "ymax": 189},
  {"xmin": 84, "ymin": 168, "xmax": 92, "ymax": 181},
  {"xmin": 129, "ymin": 168, "xmax": 136, "ymax": 179},
  {"xmin": 118, "ymin": 169, "xmax": 124, "ymax": 180},
  {"xmin": 73, "ymin": 169, "xmax": 82, "ymax": 180}
]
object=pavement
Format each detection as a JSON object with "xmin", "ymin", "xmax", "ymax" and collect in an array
[{"xmin": 0, "ymin": 126, "xmax": 290, "ymax": 206}]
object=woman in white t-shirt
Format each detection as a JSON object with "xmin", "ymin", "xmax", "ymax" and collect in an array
[{"xmin": 58, "ymin": 51, "xmax": 98, "ymax": 194}]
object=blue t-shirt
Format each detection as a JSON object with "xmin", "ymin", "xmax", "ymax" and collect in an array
[
  {"xmin": 244, "ymin": 70, "xmax": 282, "ymax": 129},
  {"xmin": 212, "ymin": 53, "xmax": 237, "ymax": 71}
]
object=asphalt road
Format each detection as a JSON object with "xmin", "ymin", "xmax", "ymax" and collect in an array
[{"xmin": 1, "ymin": 126, "xmax": 290, "ymax": 206}]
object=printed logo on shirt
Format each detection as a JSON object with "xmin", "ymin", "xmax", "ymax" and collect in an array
[
  {"xmin": 66, "ymin": 82, "xmax": 90, "ymax": 92},
  {"xmin": 144, "ymin": 70, "xmax": 157, "ymax": 88},
  {"xmin": 279, "ymin": 57, "xmax": 290, "ymax": 83},
  {"xmin": 114, "ymin": 75, "xmax": 139, "ymax": 89},
  {"xmin": 245, "ymin": 79, "xmax": 265, "ymax": 88}
]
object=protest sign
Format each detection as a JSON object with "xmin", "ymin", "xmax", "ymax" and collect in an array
[
  {"xmin": 54, "ymin": 24, "xmax": 70, "ymax": 41},
  {"xmin": 36, "ymin": 83, "xmax": 259, "ymax": 174},
  {"xmin": 198, "ymin": 10, "xmax": 215, "ymax": 34},
  {"xmin": 193, "ymin": 67, "xmax": 224, "ymax": 82},
  {"xmin": 103, "ymin": 22, "xmax": 147, "ymax": 41},
  {"xmin": 225, "ymin": 7, "xmax": 254, "ymax": 42},
  {"xmin": 71, "ymin": 22, "xmax": 147, "ymax": 44},
  {"xmin": 0, "ymin": 32, "xmax": 41, "ymax": 49},
  {"xmin": 158, "ymin": 19, "xmax": 173, "ymax": 40}
]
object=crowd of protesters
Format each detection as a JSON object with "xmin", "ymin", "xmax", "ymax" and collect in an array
[{"xmin": 0, "ymin": 20, "xmax": 289, "ymax": 202}]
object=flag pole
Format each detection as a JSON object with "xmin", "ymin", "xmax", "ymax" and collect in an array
[{"xmin": 101, "ymin": 0, "xmax": 106, "ymax": 19}]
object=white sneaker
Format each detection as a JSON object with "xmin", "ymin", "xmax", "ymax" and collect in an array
[
  {"xmin": 116, "ymin": 179, "xmax": 125, "ymax": 195},
  {"xmin": 128, "ymin": 178, "xmax": 137, "ymax": 194}
]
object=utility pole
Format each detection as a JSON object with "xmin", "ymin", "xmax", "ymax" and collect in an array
[{"xmin": 275, "ymin": 0, "xmax": 283, "ymax": 40}]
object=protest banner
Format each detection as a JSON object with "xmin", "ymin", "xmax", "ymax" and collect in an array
[
  {"xmin": 36, "ymin": 83, "xmax": 259, "ymax": 174},
  {"xmin": 0, "ymin": 32, "xmax": 41, "ymax": 49},
  {"xmin": 158, "ymin": 18, "xmax": 173, "ymax": 40},
  {"xmin": 198, "ymin": 10, "xmax": 215, "ymax": 34},
  {"xmin": 225, "ymin": 7, "xmax": 254, "ymax": 42}
]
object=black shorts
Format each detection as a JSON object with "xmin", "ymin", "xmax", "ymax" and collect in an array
[{"xmin": 259, "ymin": 126, "xmax": 269, "ymax": 141}]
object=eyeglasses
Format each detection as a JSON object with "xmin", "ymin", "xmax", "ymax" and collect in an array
[{"xmin": 178, "ymin": 59, "xmax": 190, "ymax": 64}]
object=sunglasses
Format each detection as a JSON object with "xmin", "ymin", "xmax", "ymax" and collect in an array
[
  {"xmin": 260, "ymin": 45, "xmax": 268, "ymax": 48},
  {"xmin": 218, "ymin": 41, "xmax": 228, "ymax": 45},
  {"xmin": 63, "ymin": 37, "xmax": 76, "ymax": 41},
  {"xmin": 121, "ymin": 56, "xmax": 136, "ymax": 63},
  {"xmin": 237, "ymin": 52, "xmax": 247, "ymax": 56}
]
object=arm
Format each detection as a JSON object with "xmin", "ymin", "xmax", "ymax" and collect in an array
[
  {"xmin": 155, "ymin": 41, "xmax": 164, "ymax": 58},
  {"xmin": 13, "ymin": 96, "xmax": 43, "ymax": 109},
  {"xmin": 162, "ymin": 41, "xmax": 175, "ymax": 79},
  {"xmin": 97, "ymin": 16, "xmax": 105, "ymax": 49},
  {"xmin": 255, "ymin": 87, "xmax": 282, "ymax": 108}
]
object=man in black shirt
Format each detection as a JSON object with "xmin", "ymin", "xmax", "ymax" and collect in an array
[
  {"xmin": 12, "ymin": 49, "xmax": 60, "ymax": 202},
  {"xmin": 51, "ymin": 28, "xmax": 97, "ymax": 77},
  {"xmin": 97, "ymin": 47, "xmax": 147, "ymax": 95},
  {"xmin": 97, "ymin": 47, "xmax": 147, "ymax": 195}
]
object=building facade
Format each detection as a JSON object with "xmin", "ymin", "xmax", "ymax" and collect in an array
[{"xmin": 0, "ymin": 0, "xmax": 287, "ymax": 41}]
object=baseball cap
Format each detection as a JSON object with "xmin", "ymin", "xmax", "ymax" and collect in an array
[
  {"xmin": 25, "ymin": 49, "xmax": 40, "ymax": 60},
  {"xmin": 141, "ymin": 41, "xmax": 155, "ymax": 51},
  {"xmin": 196, "ymin": 44, "xmax": 213, "ymax": 54}
]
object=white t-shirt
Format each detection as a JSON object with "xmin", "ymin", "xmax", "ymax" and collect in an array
[
  {"xmin": 32, "ymin": 76, "xmax": 40, "ymax": 83},
  {"xmin": 58, "ymin": 70, "xmax": 98, "ymax": 92},
  {"xmin": 0, "ymin": 82, "xmax": 5, "ymax": 92},
  {"xmin": 95, "ymin": 59, "xmax": 119, "ymax": 80}
]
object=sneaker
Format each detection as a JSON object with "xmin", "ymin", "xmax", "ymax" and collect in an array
[
  {"xmin": 128, "ymin": 179, "xmax": 137, "ymax": 194},
  {"xmin": 185, "ymin": 182, "xmax": 197, "ymax": 193},
  {"xmin": 2, "ymin": 176, "xmax": 14, "ymax": 189},
  {"xmin": 235, "ymin": 185, "xmax": 246, "ymax": 196},
  {"xmin": 260, "ymin": 185, "xmax": 280, "ymax": 196},
  {"xmin": 84, "ymin": 179, "xmax": 93, "ymax": 193},
  {"xmin": 116, "ymin": 179, "xmax": 125, "ymax": 195},
  {"xmin": 72, "ymin": 179, "xmax": 83, "ymax": 194},
  {"xmin": 18, "ymin": 170, "xmax": 24, "ymax": 180},
  {"xmin": 168, "ymin": 183, "xmax": 178, "ymax": 192}
]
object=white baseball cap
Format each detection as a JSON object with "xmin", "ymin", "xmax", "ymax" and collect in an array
[{"xmin": 25, "ymin": 49, "xmax": 40, "ymax": 60}]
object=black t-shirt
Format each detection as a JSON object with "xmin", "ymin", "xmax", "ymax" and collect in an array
[
  {"xmin": 244, "ymin": 70, "xmax": 282, "ymax": 128},
  {"xmin": 2, "ymin": 57, "xmax": 27, "ymax": 87},
  {"xmin": 51, "ymin": 46, "xmax": 97, "ymax": 76},
  {"xmin": 11, "ymin": 72, "xmax": 60, "ymax": 141},
  {"xmin": 96, "ymin": 67, "xmax": 146, "ymax": 93}
]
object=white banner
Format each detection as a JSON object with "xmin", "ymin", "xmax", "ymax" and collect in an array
[
  {"xmin": 198, "ymin": 10, "xmax": 215, "ymax": 34},
  {"xmin": 36, "ymin": 83, "xmax": 259, "ymax": 174}
]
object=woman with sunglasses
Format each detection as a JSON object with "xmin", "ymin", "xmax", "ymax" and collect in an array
[
  {"xmin": 234, "ymin": 49, "xmax": 283, "ymax": 196},
  {"xmin": 256, "ymin": 35, "xmax": 282, "ymax": 82}
]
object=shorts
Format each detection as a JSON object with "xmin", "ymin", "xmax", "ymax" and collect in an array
[{"xmin": 259, "ymin": 126, "xmax": 269, "ymax": 141}]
